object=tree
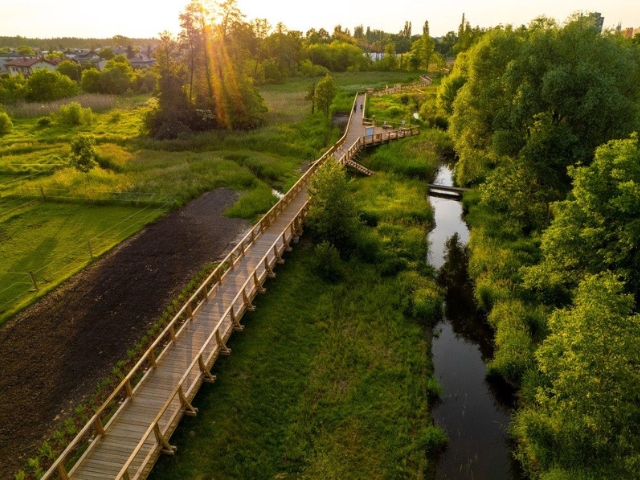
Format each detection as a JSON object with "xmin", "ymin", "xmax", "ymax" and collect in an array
[
  {"xmin": 17, "ymin": 46, "xmax": 35, "ymax": 55},
  {"xmin": 100, "ymin": 55, "xmax": 133, "ymax": 94},
  {"xmin": 25, "ymin": 70, "xmax": 78, "ymax": 101},
  {"xmin": 421, "ymin": 21, "xmax": 435, "ymax": 71},
  {"xmin": 98, "ymin": 47, "xmax": 114, "ymax": 60},
  {"xmin": 450, "ymin": 17, "xmax": 640, "ymax": 202},
  {"xmin": 57, "ymin": 60, "xmax": 82, "ymax": 82},
  {"xmin": 516, "ymin": 273, "xmax": 640, "ymax": 474},
  {"xmin": 81, "ymin": 68, "xmax": 101, "ymax": 93},
  {"xmin": 524, "ymin": 135, "xmax": 640, "ymax": 300},
  {"xmin": 314, "ymin": 74, "xmax": 336, "ymax": 116},
  {"xmin": 69, "ymin": 134, "xmax": 98, "ymax": 173},
  {"xmin": 307, "ymin": 160, "xmax": 359, "ymax": 251}
]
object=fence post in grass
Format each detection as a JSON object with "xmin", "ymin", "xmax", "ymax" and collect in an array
[
  {"xmin": 29, "ymin": 271, "xmax": 39, "ymax": 292},
  {"xmin": 40, "ymin": 187, "xmax": 46, "ymax": 201},
  {"xmin": 87, "ymin": 240, "xmax": 93, "ymax": 259}
]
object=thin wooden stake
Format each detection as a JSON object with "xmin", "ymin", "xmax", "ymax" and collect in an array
[
  {"xmin": 29, "ymin": 271, "xmax": 39, "ymax": 292},
  {"xmin": 87, "ymin": 240, "xmax": 93, "ymax": 258}
]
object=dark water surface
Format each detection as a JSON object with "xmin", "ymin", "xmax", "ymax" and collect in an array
[{"xmin": 429, "ymin": 167, "xmax": 522, "ymax": 479}]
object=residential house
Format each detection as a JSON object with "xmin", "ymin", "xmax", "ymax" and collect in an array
[
  {"xmin": 4, "ymin": 57, "xmax": 68, "ymax": 77},
  {"xmin": 0, "ymin": 52, "xmax": 27, "ymax": 74},
  {"xmin": 128, "ymin": 54, "xmax": 155, "ymax": 69}
]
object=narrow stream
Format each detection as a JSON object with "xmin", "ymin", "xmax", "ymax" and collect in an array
[{"xmin": 428, "ymin": 166, "xmax": 522, "ymax": 479}]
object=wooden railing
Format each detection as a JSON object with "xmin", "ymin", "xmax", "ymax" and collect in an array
[
  {"xmin": 41, "ymin": 93, "xmax": 361, "ymax": 480},
  {"xmin": 369, "ymin": 74, "xmax": 432, "ymax": 96}
]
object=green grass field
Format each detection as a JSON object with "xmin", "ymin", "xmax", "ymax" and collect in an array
[
  {"xmin": 151, "ymin": 141, "xmax": 445, "ymax": 479},
  {"xmin": 0, "ymin": 71, "xmax": 425, "ymax": 323}
]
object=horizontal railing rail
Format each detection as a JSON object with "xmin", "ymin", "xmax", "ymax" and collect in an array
[{"xmin": 42, "ymin": 93, "xmax": 361, "ymax": 480}]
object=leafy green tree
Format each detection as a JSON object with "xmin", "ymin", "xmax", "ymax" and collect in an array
[
  {"xmin": 99, "ymin": 55, "xmax": 133, "ymax": 94},
  {"xmin": 98, "ymin": 48, "xmax": 115, "ymax": 60},
  {"xmin": 25, "ymin": 70, "xmax": 78, "ymax": 101},
  {"xmin": 0, "ymin": 74, "xmax": 27, "ymax": 103},
  {"xmin": 307, "ymin": 160, "xmax": 359, "ymax": 251},
  {"xmin": 524, "ymin": 135, "xmax": 640, "ymax": 300},
  {"xmin": 81, "ymin": 68, "xmax": 101, "ymax": 93},
  {"xmin": 516, "ymin": 273, "xmax": 640, "ymax": 474},
  {"xmin": 450, "ymin": 17, "xmax": 640, "ymax": 211},
  {"xmin": 69, "ymin": 134, "xmax": 98, "ymax": 173},
  {"xmin": 17, "ymin": 46, "xmax": 35, "ymax": 55},
  {"xmin": 314, "ymin": 74, "xmax": 336, "ymax": 117},
  {"xmin": 57, "ymin": 60, "xmax": 81, "ymax": 82}
]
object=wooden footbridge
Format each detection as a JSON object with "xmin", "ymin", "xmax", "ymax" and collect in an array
[{"xmin": 43, "ymin": 92, "xmax": 418, "ymax": 480}]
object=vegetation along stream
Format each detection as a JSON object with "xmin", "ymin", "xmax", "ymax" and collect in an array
[{"xmin": 429, "ymin": 166, "xmax": 523, "ymax": 479}]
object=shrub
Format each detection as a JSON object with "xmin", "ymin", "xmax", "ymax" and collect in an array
[
  {"xmin": 312, "ymin": 241, "xmax": 343, "ymax": 282},
  {"xmin": 0, "ymin": 111, "xmax": 12, "ymax": 135},
  {"xmin": 58, "ymin": 102, "xmax": 93, "ymax": 126},
  {"xmin": 68, "ymin": 134, "xmax": 98, "ymax": 173},
  {"xmin": 25, "ymin": 69, "xmax": 78, "ymax": 102},
  {"xmin": 37, "ymin": 116, "xmax": 52, "ymax": 127}
]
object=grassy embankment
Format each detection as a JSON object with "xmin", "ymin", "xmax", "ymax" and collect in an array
[
  {"xmin": 151, "ymin": 125, "xmax": 447, "ymax": 479},
  {"xmin": 0, "ymin": 71, "xmax": 417, "ymax": 323}
]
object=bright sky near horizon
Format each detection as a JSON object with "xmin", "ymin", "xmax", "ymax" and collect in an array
[{"xmin": 1, "ymin": 0, "xmax": 639, "ymax": 39}]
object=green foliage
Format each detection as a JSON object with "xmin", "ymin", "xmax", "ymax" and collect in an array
[
  {"xmin": 25, "ymin": 69, "xmax": 78, "ymax": 102},
  {"xmin": 437, "ymin": 73, "xmax": 466, "ymax": 115},
  {"xmin": 306, "ymin": 41, "xmax": 367, "ymax": 72},
  {"xmin": 58, "ymin": 102, "xmax": 93, "ymax": 126},
  {"xmin": 314, "ymin": 73, "xmax": 337, "ymax": 116},
  {"xmin": 36, "ymin": 116, "xmax": 52, "ymax": 127},
  {"xmin": 80, "ymin": 68, "xmax": 101, "ymax": 93},
  {"xmin": 57, "ymin": 60, "xmax": 82, "ymax": 82},
  {"xmin": 450, "ymin": 17, "xmax": 640, "ymax": 212},
  {"xmin": 98, "ymin": 47, "xmax": 114, "ymax": 60},
  {"xmin": 68, "ymin": 134, "xmax": 98, "ymax": 173},
  {"xmin": 515, "ymin": 274, "xmax": 640, "ymax": 475},
  {"xmin": 312, "ymin": 241, "xmax": 344, "ymax": 281},
  {"xmin": 0, "ymin": 111, "xmax": 13, "ymax": 135},
  {"xmin": 307, "ymin": 160, "xmax": 359, "ymax": 252},
  {"xmin": 99, "ymin": 55, "xmax": 134, "ymax": 94},
  {"xmin": 299, "ymin": 59, "xmax": 329, "ymax": 77},
  {"xmin": 524, "ymin": 135, "xmax": 640, "ymax": 300},
  {"xmin": 0, "ymin": 73, "xmax": 27, "ymax": 103}
]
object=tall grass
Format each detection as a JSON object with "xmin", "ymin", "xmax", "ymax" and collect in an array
[{"xmin": 5, "ymin": 94, "xmax": 117, "ymax": 118}]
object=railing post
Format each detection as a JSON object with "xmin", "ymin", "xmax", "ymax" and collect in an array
[
  {"xmin": 125, "ymin": 379, "xmax": 133, "ymax": 398},
  {"xmin": 230, "ymin": 305, "xmax": 244, "ymax": 331},
  {"xmin": 148, "ymin": 351, "xmax": 157, "ymax": 368},
  {"xmin": 198, "ymin": 354, "xmax": 217, "ymax": 383},
  {"xmin": 243, "ymin": 288, "xmax": 255, "ymax": 312},
  {"xmin": 153, "ymin": 423, "xmax": 176, "ymax": 455},
  {"xmin": 57, "ymin": 462, "xmax": 70, "ymax": 480},
  {"xmin": 94, "ymin": 416, "xmax": 106, "ymax": 437},
  {"xmin": 264, "ymin": 258, "xmax": 275, "ymax": 278},
  {"xmin": 178, "ymin": 385, "xmax": 198, "ymax": 417},
  {"xmin": 274, "ymin": 245, "xmax": 284, "ymax": 264},
  {"xmin": 282, "ymin": 232, "xmax": 292, "ymax": 252},
  {"xmin": 215, "ymin": 329, "xmax": 231, "ymax": 355},
  {"xmin": 254, "ymin": 270, "xmax": 266, "ymax": 293}
]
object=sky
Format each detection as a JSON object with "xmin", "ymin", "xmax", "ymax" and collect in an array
[{"xmin": 1, "ymin": 0, "xmax": 639, "ymax": 39}]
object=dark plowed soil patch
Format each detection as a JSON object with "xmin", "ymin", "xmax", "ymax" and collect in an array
[{"xmin": 0, "ymin": 189, "xmax": 247, "ymax": 478}]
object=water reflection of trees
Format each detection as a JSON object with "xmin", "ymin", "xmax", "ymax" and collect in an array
[{"xmin": 437, "ymin": 233, "xmax": 519, "ymax": 411}]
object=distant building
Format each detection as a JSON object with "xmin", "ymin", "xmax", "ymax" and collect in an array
[
  {"xmin": 588, "ymin": 12, "xmax": 605, "ymax": 32},
  {"xmin": 620, "ymin": 26, "xmax": 640, "ymax": 38},
  {"xmin": 4, "ymin": 57, "xmax": 67, "ymax": 77},
  {"xmin": 128, "ymin": 54, "xmax": 155, "ymax": 69},
  {"xmin": 0, "ymin": 52, "xmax": 26, "ymax": 74}
]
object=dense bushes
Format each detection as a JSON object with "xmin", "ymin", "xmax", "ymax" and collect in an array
[
  {"xmin": 57, "ymin": 102, "xmax": 93, "ymax": 126},
  {"xmin": 0, "ymin": 111, "xmax": 12, "ymax": 135},
  {"xmin": 25, "ymin": 69, "xmax": 78, "ymax": 102}
]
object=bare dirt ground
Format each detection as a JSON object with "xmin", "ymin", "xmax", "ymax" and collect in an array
[{"xmin": 0, "ymin": 189, "xmax": 248, "ymax": 478}]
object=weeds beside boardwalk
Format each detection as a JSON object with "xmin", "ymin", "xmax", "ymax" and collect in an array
[{"xmin": 152, "ymin": 125, "xmax": 447, "ymax": 479}]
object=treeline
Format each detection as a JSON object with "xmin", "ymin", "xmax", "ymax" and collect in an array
[
  {"xmin": 0, "ymin": 35, "xmax": 158, "ymax": 50},
  {"xmin": 440, "ymin": 13, "xmax": 640, "ymax": 479}
]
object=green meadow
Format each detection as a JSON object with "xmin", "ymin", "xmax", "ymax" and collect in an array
[{"xmin": 0, "ymin": 72, "xmax": 419, "ymax": 323}]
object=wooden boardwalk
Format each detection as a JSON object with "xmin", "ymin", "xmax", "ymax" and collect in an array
[{"xmin": 43, "ymin": 92, "xmax": 417, "ymax": 480}]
